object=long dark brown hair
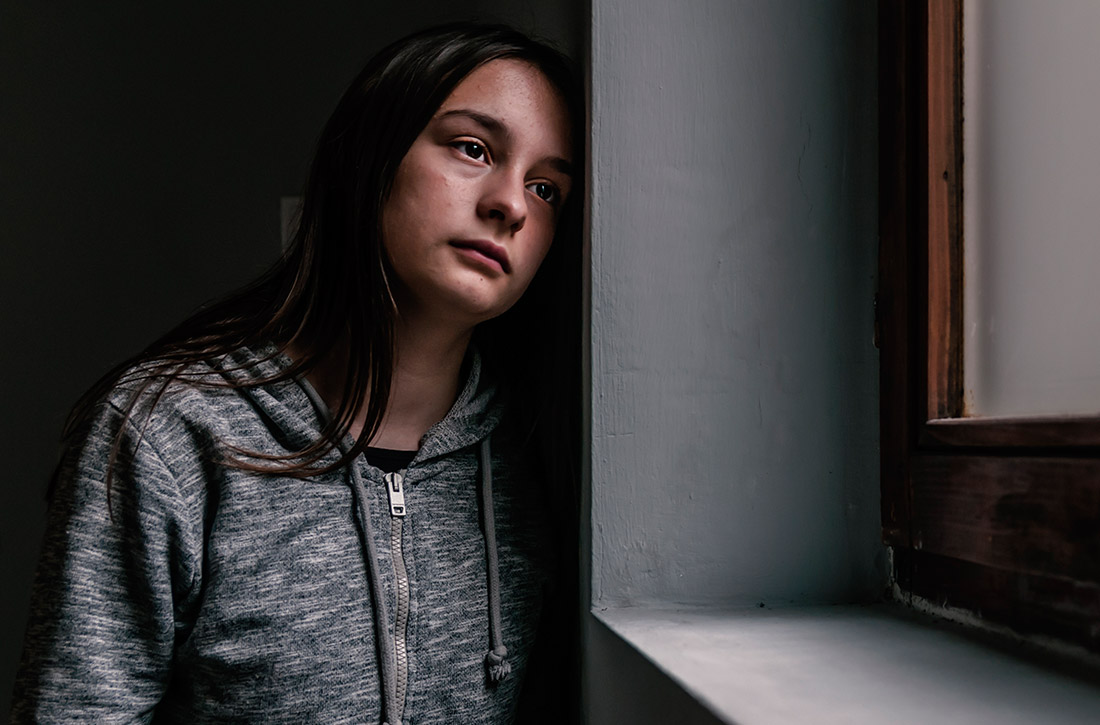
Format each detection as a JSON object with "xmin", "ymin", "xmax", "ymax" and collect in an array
[{"xmin": 59, "ymin": 22, "xmax": 582, "ymax": 499}]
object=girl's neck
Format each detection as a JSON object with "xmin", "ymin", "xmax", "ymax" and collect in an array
[
  {"xmin": 369, "ymin": 316, "xmax": 472, "ymax": 450},
  {"xmin": 293, "ymin": 317, "xmax": 473, "ymax": 451}
]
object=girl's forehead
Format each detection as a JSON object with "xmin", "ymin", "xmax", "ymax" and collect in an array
[{"xmin": 440, "ymin": 60, "xmax": 570, "ymax": 129}]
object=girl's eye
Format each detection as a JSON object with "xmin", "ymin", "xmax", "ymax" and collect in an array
[
  {"xmin": 527, "ymin": 181, "xmax": 559, "ymax": 205},
  {"xmin": 455, "ymin": 141, "xmax": 488, "ymax": 161}
]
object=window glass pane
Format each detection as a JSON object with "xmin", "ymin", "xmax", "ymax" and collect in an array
[{"xmin": 963, "ymin": 0, "xmax": 1100, "ymax": 416}]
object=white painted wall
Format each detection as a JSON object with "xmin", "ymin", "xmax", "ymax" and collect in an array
[
  {"xmin": 585, "ymin": 2, "xmax": 880, "ymax": 718},
  {"xmin": 588, "ymin": 0, "xmax": 881, "ymax": 610}
]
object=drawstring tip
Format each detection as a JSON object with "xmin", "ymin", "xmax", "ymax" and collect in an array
[{"xmin": 485, "ymin": 647, "xmax": 511, "ymax": 683}]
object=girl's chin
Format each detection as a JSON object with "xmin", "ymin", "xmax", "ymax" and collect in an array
[
  {"xmin": 400, "ymin": 288, "xmax": 516, "ymax": 328},
  {"xmin": 442, "ymin": 275, "xmax": 521, "ymax": 316}
]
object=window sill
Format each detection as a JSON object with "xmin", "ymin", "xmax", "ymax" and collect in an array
[{"xmin": 593, "ymin": 603, "xmax": 1100, "ymax": 724}]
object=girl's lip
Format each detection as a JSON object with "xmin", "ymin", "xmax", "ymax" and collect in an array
[{"xmin": 450, "ymin": 239, "xmax": 511, "ymax": 273}]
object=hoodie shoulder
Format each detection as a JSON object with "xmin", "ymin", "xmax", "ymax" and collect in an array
[{"xmin": 95, "ymin": 343, "xmax": 326, "ymax": 477}]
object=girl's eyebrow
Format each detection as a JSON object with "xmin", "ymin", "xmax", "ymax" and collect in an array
[
  {"xmin": 436, "ymin": 108, "xmax": 574, "ymax": 177},
  {"xmin": 438, "ymin": 108, "xmax": 509, "ymax": 138}
]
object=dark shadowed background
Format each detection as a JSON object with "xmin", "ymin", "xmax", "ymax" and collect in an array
[{"xmin": 0, "ymin": 2, "xmax": 581, "ymax": 715}]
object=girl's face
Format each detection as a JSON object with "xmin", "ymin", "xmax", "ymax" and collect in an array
[{"xmin": 381, "ymin": 58, "xmax": 574, "ymax": 328}]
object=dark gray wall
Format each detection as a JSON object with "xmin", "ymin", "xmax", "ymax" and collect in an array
[
  {"xmin": 0, "ymin": 2, "xmax": 579, "ymax": 716},
  {"xmin": 587, "ymin": 0, "xmax": 881, "ymax": 610}
]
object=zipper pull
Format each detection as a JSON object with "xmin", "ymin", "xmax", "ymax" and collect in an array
[{"xmin": 384, "ymin": 472, "xmax": 406, "ymax": 517}]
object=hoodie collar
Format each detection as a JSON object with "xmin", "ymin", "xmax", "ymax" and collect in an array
[
  {"xmin": 211, "ymin": 342, "xmax": 503, "ymax": 467},
  {"xmin": 410, "ymin": 346, "xmax": 503, "ymax": 467}
]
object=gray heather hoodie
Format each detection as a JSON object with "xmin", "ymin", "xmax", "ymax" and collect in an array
[{"xmin": 12, "ymin": 345, "xmax": 555, "ymax": 724}]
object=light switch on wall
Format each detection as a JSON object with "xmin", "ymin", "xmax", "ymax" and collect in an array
[{"xmin": 280, "ymin": 196, "xmax": 302, "ymax": 249}]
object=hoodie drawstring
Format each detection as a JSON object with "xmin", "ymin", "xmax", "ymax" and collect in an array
[{"xmin": 478, "ymin": 437, "xmax": 511, "ymax": 683}]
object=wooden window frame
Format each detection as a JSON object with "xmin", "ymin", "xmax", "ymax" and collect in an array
[{"xmin": 879, "ymin": 0, "xmax": 1100, "ymax": 652}]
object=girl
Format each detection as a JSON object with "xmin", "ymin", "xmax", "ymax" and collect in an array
[{"xmin": 12, "ymin": 23, "xmax": 581, "ymax": 724}]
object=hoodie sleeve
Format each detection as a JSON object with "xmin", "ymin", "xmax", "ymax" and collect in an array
[{"xmin": 11, "ymin": 399, "xmax": 200, "ymax": 724}]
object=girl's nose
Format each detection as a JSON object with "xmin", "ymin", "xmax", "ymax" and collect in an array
[{"xmin": 477, "ymin": 172, "xmax": 527, "ymax": 234}]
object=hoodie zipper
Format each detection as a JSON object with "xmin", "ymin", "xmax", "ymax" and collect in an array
[{"xmin": 384, "ymin": 471, "xmax": 410, "ymax": 722}]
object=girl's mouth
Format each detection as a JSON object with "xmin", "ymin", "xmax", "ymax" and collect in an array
[{"xmin": 450, "ymin": 240, "xmax": 511, "ymax": 273}]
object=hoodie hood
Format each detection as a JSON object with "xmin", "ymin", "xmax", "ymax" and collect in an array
[{"xmin": 207, "ymin": 342, "xmax": 505, "ymax": 467}]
